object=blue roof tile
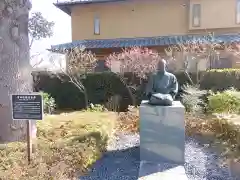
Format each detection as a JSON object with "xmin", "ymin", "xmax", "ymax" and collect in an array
[
  {"xmin": 55, "ymin": 0, "xmax": 125, "ymax": 6},
  {"xmin": 50, "ymin": 34, "xmax": 240, "ymax": 52}
]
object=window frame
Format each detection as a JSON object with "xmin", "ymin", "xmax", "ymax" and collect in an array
[
  {"xmin": 236, "ymin": 0, "xmax": 240, "ymax": 24},
  {"xmin": 192, "ymin": 4, "xmax": 201, "ymax": 27},
  {"xmin": 94, "ymin": 16, "xmax": 100, "ymax": 35}
]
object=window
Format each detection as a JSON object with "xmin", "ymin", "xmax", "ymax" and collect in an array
[
  {"xmin": 94, "ymin": 16, "xmax": 100, "ymax": 35},
  {"xmin": 192, "ymin": 4, "xmax": 201, "ymax": 27},
  {"xmin": 236, "ymin": 0, "xmax": 240, "ymax": 24}
]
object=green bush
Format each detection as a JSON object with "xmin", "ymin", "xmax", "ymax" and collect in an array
[
  {"xmin": 174, "ymin": 72, "xmax": 199, "ymax": 86},
  {"xmin": 200, "ymin": 69, "xmax": 240, "ymax": 91},
  {"xmin": 33, "ymin": 71, "xmax": 84, "ymax": 110},
  {"xmin": 181, "ymin": 84, "xmax": 207, "ymax": 114},
  {"xmin": 33, "ymin": 71, "xmax": 133, "ymax": 111},
  {"xmin": 40, "ymin": 91, "xmax": 56, "ymax": 114},
  {"xmin": 207, "ymin": 88, "xmax": 240, "ymax": 114},
  {"xmin": 86, "ymin": 104, "xmax": 105, "ymax": 112}
]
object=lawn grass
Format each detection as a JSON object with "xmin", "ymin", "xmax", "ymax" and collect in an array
[{"xmin": 0, "ymin": 111, "xmax": 116, "ymax": 180}]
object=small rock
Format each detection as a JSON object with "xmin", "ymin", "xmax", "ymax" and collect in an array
[{"xmin": 0, "ymin": 144, "xmax": 7, "ymax": 150}]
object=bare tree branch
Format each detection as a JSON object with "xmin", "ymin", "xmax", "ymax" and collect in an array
[
  {"xmin": 49, "ymin": 47, "xmax": 97, "ymax": 108},
  {"xmin": 105, "ymin": 47, "xmax": 162, "ymax": 106},
  {"xmin": 164, "ymin": 32, "xmax": 236, "ymax": 84}
]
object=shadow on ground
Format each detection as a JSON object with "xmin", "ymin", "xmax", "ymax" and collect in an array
[
  {"xmin": 80, "ymin": 146, "xmax": 140, "ymax": 180},
  {"xmin": 80, "ymin": 135, "xmax": 235, "ymax": 180},
  {"xmin": 184, "ymin": 136, "xmax": 234, "ymax": 180}
]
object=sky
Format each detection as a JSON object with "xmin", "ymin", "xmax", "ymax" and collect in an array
[{"xmin": 30, "ymin": 0, "xmax": 71, "ymax": 70}]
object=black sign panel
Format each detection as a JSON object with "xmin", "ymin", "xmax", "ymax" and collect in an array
[{"xmin": 11, "ymin": 94, "xmax": 43, "ymax": 120}]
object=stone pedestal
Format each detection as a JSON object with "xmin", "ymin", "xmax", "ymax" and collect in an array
[{"xmin": 140, "ymin": 100, "xmax": 185, "ymax": 165}]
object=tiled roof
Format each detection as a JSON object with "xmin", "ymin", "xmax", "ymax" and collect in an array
[
  {"xmin": 50, "ymin": 34, "xmax": 240, "ymax": 52},
  {"xmin": 54, "ymin": 0, "xmax": 126, "ymax": 15},
  {"xmin": 55, "ymin": 0, "xmax": 125, "ymax": 5}
]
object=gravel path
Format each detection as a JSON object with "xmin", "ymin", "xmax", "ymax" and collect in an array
[{"xmin": 80, "ymin": 132, "xmax": 237, "ymax": 180}]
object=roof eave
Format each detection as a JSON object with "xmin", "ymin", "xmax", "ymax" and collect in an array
[
  {"xmin": 53, "ymin": 3, "xmax": 71, "ymax": 15},
  {"xmin": 47, "ymin": 48, "xmax": 66, "ymax": 54},
  {"xmin": 48, "ymin": 34, "xmax": 240, "ymax": 53},
  {"xmin": 54, "ymin": 0, "xmax": 127, "ymax": 15}
]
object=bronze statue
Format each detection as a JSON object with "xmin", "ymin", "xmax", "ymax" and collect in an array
[{"xmin": 145, "ymin": 59, "xmax": 178, "ymax": 106}]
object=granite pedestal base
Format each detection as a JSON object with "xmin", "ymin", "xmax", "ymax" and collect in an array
[
  {"xmin": 139, "ymin": 101, "xmax": 187, "ymax": 179},
  {"xmin": 139, "ymin": 100, "xmax": 185, "ymax": 165}
]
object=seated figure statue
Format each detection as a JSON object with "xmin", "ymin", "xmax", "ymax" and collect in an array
[{"xmin": 145, "ymin": 59, "xmax": 178, "ymax": 106}]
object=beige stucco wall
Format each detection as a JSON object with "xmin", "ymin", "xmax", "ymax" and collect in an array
[
  {"xmin": 71, "ymin": 0, "xmax": 189, "ymax": 40},
  {"xmin": 71, "ymin": 0, "xmax": 240, "ymax": 41},
  {"xmin": 189, "ymin": 0, "xmax": 240, "ymax": 30}
]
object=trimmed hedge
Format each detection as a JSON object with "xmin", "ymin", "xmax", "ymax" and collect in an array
[
  {"xmin": 33, "ymin": 72, "xmax": 85, "ymax": 110},
  {"xmin": 200, "ymin": 69, "xmax": 240, "ymax": 91},
  {"xmin": 32, "ymin": 69, "xmax": 240, "ymax": 110},
  {"xmin": 32, "ymin": 71, "xmax": 132, "ymax": 111}
]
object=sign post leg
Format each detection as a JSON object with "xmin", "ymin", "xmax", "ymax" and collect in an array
[{"xmin": 26, "ymin": 120, "xmax": 32, "ymax": 164}]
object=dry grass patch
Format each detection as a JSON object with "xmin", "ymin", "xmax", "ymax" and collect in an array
[
  {"xmin": 117, "ymin": 106, "xmax": 139, "ymax": 133},
  {"xmin": 0, "ymin": 111, "xmax": 116, "ymax": 180},
  {"xmin": 186, "ymin": 113, "xmax": 240, "ymax": 163}
]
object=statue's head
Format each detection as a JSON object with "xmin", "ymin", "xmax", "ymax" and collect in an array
[{"xmin": 157, "ymin": 59, "xmax": 166, "ymax": 73}]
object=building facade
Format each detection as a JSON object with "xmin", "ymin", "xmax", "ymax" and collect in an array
[{"xmin": 51, "ymin": 0, "xmax": 240, "ymax": 71}]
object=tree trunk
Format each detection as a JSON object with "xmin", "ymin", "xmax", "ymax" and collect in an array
[
  {"xmin": 0, "ymin": 0, "xmax": 35, "ymax": 143},
  {"xmin": 117, "ymin": 74, "xmax": 136, "ymax": 106},
  {"xmin": 83, "ymin": 88, "xmax": 89, "ymax": 108}
]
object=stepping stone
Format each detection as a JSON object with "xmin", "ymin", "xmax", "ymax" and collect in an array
[{"xmin": 138, "ymin": 161, "xmax": 188, "ymax": 180}]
